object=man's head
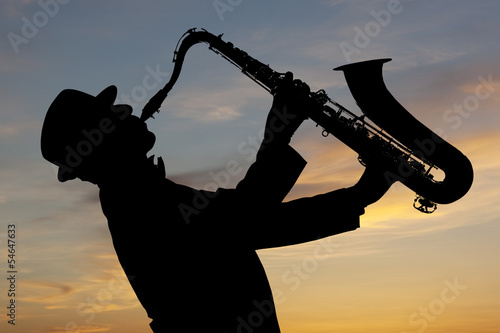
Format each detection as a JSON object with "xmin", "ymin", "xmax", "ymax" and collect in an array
[{"xmin": 41, "ymin": 85, "xmax": 156, "ymax": 183}]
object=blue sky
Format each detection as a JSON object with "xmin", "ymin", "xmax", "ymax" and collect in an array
[{"xmin": 1, "ymin": 1, "xmax": 500, "ymax": 332}]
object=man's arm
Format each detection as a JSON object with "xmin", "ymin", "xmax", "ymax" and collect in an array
[
  {"xmin": 252, "ymin": 187, "xmax": 363, "ymax": 250},
  {"xmin": 234, "ymin": 144, "xmax": 306, "ymax": 209},
  {"xmin": 251, "ymin": 164, "xmax": 395, "ymax": 250},
  {"xmin": 212, "ymin": 73, "xmax": 393, "ymax": 248},
  {"xmin": 232, "ymin": 72, "xmax": 312, "ymax": 208}
]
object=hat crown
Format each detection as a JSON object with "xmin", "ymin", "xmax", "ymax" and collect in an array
[{"xmin": 40, "ymin": 85, "xmax": 117, "ymax": 181}]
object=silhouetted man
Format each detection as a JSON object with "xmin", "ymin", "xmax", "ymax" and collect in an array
[{"xmin": 41, "ymin": 73, "xmax": 393, "ymax": 332}]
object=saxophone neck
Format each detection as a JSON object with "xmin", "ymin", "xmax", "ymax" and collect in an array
[{"xmin": 140, "ymin": 29, "xmax": 216, "ymax": 121}]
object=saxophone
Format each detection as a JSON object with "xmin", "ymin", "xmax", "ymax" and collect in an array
[{"xmin": 141, "ymin": 28, "xmax": 473, "ymax": 213}]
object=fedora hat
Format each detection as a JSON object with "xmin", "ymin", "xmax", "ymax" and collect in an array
[{"xmin": 41, "ymin": 85, "xmax": 119, "ymax": 182}]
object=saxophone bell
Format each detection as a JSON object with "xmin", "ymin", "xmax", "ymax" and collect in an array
[{"xmin": 334, "ymin": 59, "xmax": 474, "ymax": 207}]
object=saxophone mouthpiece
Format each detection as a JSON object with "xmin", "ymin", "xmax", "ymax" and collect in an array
[{"xmin": 140, "ymin": 89, "xmax": 167, "ymax": 121}]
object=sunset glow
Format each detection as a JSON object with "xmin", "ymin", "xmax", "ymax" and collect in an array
[{"xmin": 1, "ymin": 1, "xmax": 499, "ymax": 332}]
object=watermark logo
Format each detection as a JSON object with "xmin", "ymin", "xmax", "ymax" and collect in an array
[
  {"xmin": 440, "ymin": 74, "xmax": 497, "ymax": 132},
  {"xmin": 401, "ymin": 277, "xmax": 467, "ymax": 333},
  {"xmin": 280, "ymin": 238, "xmax": 340, "ymax": 292},
  {"xmin": 339, "ymin": 0, "xmax": 404, "ymax": 62},
  {"xmin": 7, "ymin": 0, "xmax": 71, "ymax": 54},
  {"xmin": 212, "ymin": 0, "xmax": 243, "ymax": 21},
  {"xmin": 65, "ymin": 273, "xmax": 132, "ymax": 332},
  {"xmin": 115, "ymin": 65, "xmax": 170, "ymax": 109}
]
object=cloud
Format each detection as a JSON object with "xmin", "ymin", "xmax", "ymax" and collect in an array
[
  {"xmin": 1, "ymin": 0, "xmax": 37, "ymax": 19},
  {"xmin": 19, "ymin": 281, "xmax": 75, "ymax": 306},
  {"xmin": 0, "ymin": 50, "xmax": 39, "ymax": 74},
  {"xmin": 165, "ymin": 76, "xmax": 267, "ymax": 123},
  {"xmin": 48, "ymin": 325, "xmax": 112, "ymax": 333},
  {"xmin": 0, "ymin": 119, "xmax": 42, "ymax": 138}
]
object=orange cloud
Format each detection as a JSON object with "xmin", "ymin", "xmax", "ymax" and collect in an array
[
  {"xmin": 47, "ymin": 324, "xmax": 111, "ymax": 333},
  {"xmin": 19, "ymin": 280, "xmax": 75, "ymax": 306}
]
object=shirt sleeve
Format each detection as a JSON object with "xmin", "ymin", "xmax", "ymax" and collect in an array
[
  {"xmin": 233, "ymin": 145, "xmax": 307, "ymax": 208},
  {"xmin": 251, "ymin": 187, "xmax": 363, "ymax": 250}
]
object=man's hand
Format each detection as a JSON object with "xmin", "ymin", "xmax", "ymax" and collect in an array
[{"xmin": 261, "ymin": 72, "xmax": 313, "ymax": 149}]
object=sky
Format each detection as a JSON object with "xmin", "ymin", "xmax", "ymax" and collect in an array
[{"xmin": 1, "ymin": 0, "xmax": 499, "ymax": 332}]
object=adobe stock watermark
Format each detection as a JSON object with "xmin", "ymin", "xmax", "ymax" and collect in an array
[
  {"xmin": 213, "ymin": 0, "xmax": 243, "ymax": 21},
  {"xmin": 229, "ymin": 238, "xmax": 341, "ymax": 332},
  {"xmin": 279, "ymin": 238, "xmax": 340, "ymax": 293},
  {"xmin": 437, "ymin": 74, "xmax": 497, "ymax": 135},
  {"xmin": 232, "ymin": 296, "xmax": 276, "ymax": 333},
  {"xmin": 64, "ymin": 272, "xmax": 132, "ymax": 333},
  {"xmin": 7, "ymin": 0, "xmax": 71, "ymax": 54},
  {"xmin": 401, "ymin": 277, "xmax": 467, "ymax": 333},
  {"xmin": 115, "ymin": 64, "xmax": 170, "ymax": 109},
  {"xmin": 339, "ymin": 0, "xmax": 406, "ymax": 62}
]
